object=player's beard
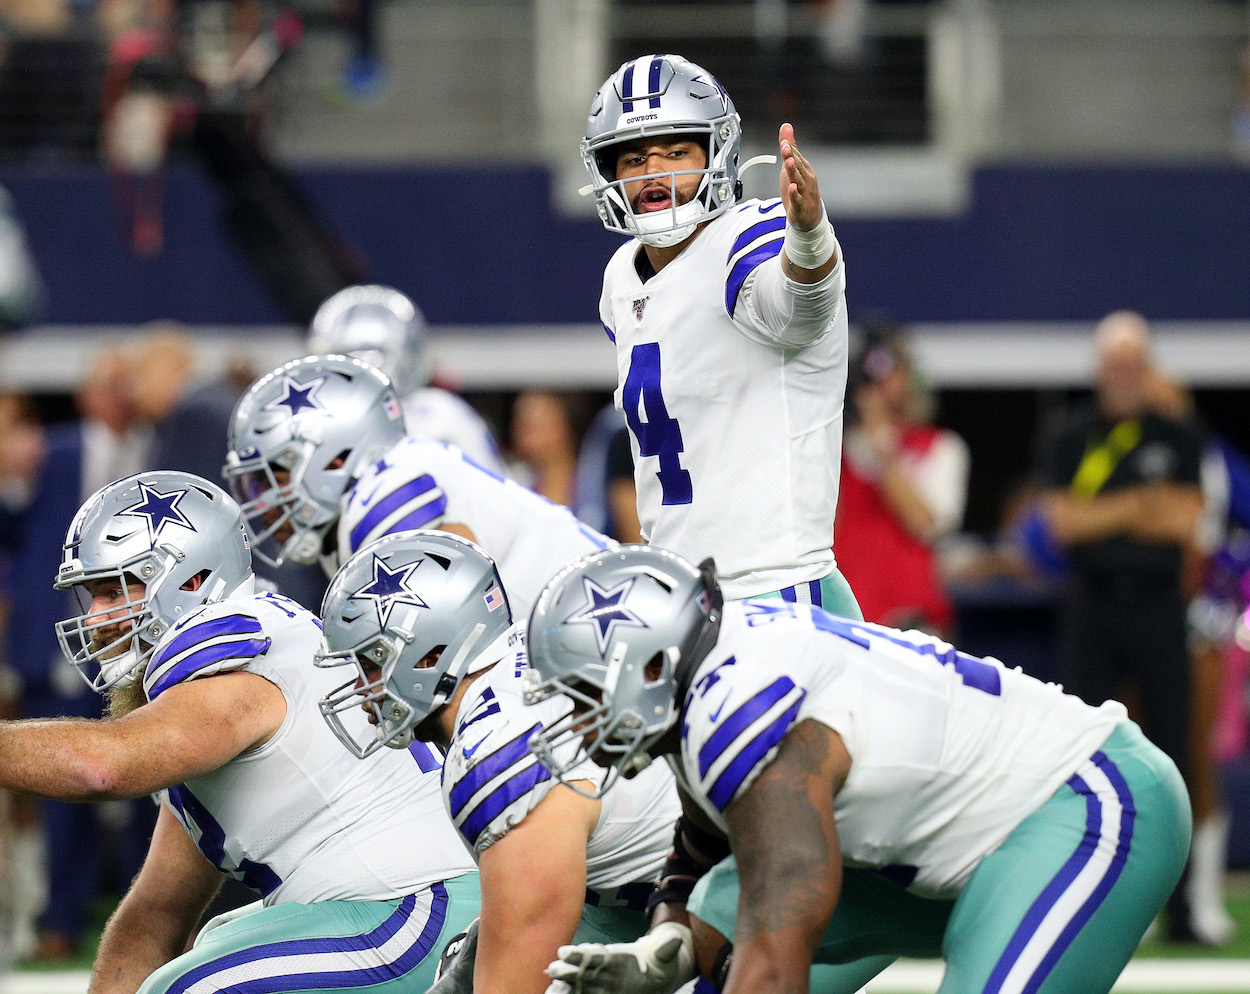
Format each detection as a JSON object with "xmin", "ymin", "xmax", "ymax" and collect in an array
[{"xmin": 106, "ymin": 678, "xmax": 147, "ymax": 719}]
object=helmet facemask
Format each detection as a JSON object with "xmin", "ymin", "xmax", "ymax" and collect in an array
[{"xmin": 316, "ymin": 630, "xmax": 425, "ymax": 759}]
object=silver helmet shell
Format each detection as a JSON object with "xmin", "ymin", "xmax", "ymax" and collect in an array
[
  {"xmin": 523, "ymin": 544, "xmax": 722, "ymax": 798},
  {"xmin": 582, "ymin": 54, "xmax": 742, "ymax": 248},
  {"xmin": 54, "ymin": 471, "xmax": 254, "ymax": 692},
  {"xmin": 316, "ymin": 529, "xmax": 515, "ymax": 758},
  {"xmin": 307, "ymin": 285, "xmax": 428, "ymax": 395},
  {"xmin": 223, "ymin": 355, "xmax": 406, "ymax": 568}
]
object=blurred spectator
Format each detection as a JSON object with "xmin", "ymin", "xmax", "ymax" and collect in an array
[
  {"xmin": 574, "ymin": 404, "xmax": 641, "ymax": 544},
  {"xmin": 834, "ymin": 323, "xmax": 969, "ymax": 634},
  {"xmin": 333, "ymin": 0, "xmax": 386, "ymax": 102},
  {"xmin": 1038, "ymin": 310, "xmax": 1208, "ymax": 943},
  {"xmin": 0, "ymin": 185, "xmax": 46, "ymax": 330},
  {"xmin": 0, "ymin": 351, "xmax": 156, "ymax": 961},
  {"xmin": 509, "ymin": 390, "xmax": 595, "ymax": 508}
]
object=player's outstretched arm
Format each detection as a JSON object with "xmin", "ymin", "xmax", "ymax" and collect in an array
[
  {"xmin": 721, "ymin": 719, "xmax": 849, "ymax": 994},
  {"xmin": 0, "ymin": 671, "xmax": 285, "ymax": 800},
  {"xmin": 474, "ymin": 782, "xmax": 600, "ymax": 994},
  {"xmin": 89, "ymin": 804, "xmax": 223, "ymax": 994},
  {"xmin": 777, "ymin": 124, "xmax": 838, "ymax": 284}
]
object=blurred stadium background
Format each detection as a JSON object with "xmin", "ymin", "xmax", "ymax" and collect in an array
[{"xmin": 1, "ymin": 0, "xmax": 1249, "ymax": 989}]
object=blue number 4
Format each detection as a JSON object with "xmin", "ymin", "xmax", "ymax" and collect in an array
[{"xmin": 623, "ymin": 343, "xmax": 692, "ymax": 505}]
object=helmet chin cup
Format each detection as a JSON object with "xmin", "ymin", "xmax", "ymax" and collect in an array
[{"xmin": 286, "ymin": 528, "xmax": 325, "ymax": 566}]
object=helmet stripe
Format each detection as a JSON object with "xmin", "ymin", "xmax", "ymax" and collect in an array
[
  {"xmin": 648, "ymin": 56, "xmax": 664, "ymax": 108},
  {"xmin": 621, "ymin": 61, "xmax": 636, "ymax": 112}
]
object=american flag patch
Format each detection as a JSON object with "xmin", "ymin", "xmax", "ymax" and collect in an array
[
  {"xmin": 484, "ymin": 586, "xmax": 505, "ymax": 611},
  {"xmin": 384, "ymin": 399, "xmax": 402, "ymax": 419}
]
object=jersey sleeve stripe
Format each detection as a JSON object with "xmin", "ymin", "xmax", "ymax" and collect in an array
[
  {"xmin": 150, "ymin": 614, "xmax": 264, "ymax": 673},
  {"xmin": 707, "ymin": 693, "xmax": 804, "ymax": 812},
  {"xmin": 725, "ymin": 237, "xmax": 784, "ymax": 317},
  {"xmin": 348, "ymin": 475, "xmax": 444, "ymax": 553},
  {"xmin": 447, "ymin": 722, "xmax": 542, "ymax": 815},
  {"xmin": 457, "ymin": 762, "xmax": 553, "ymax": 848},
  {"xmin": 698, "ymin": 676, "xmax": 799, "ymax": 779},
  {"xmin": 146, "ymin": 636, "xmax": 272, "ymax": 699},
  {"xmin": 729, "ymin": 216, "xmax": 787, "ymax": 259},
  {"xmin": 603, "ymin": 323, "xmax": 616, "ymax": 343}
]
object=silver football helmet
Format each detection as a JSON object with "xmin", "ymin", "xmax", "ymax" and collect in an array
[
  {"xmin": 582, "ymin": 54, "xmax": 741, "ymax": 248},
  {"xmin": 54, "ymin": 471, "xmax": 254, "ymax": 692},
  {"xmin": 524, "ymin": 545, "xmax": 723, "ymax": 798},
  {"xmin": 307, "ymin": 285, "xmax": 428, "ymax": 396},
  {"xmin": 223, "ymin": 355, "xmax": 406, "ymax": 569},
  {"xmin": 317, "ymin": 529, "xmax": 515, "ymax": 758}
]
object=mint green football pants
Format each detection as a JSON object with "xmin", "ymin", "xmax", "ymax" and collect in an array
[
  {"xmin": 688, "ymin": 721, "xmax": 1190, "ymax": 994},
  {"xmin": 752, "ymin": 566, "xmax": 863, "ymax": 621}
]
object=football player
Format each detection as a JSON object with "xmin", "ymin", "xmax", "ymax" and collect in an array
[
  {"xmin": 316, "ymin": 530, "xmax": 681, "ymax": 994},
  {"xmin": 0, "ymin": 471, "xmax": 479, "ymax": 994},
  {"xmin": 308, "ymin": 284, "xmax": 507, "ymax": 475},
  {"xmin": 223, "ymin": 354, "xmax": 613, "ymax": 619},
  {"xmin": 525, "ymin": 546, "xmax": 1192, "ymax": 994},
  {"xmin": 583, "ymin": 55, "xmax": 860, "ymax": 617}
]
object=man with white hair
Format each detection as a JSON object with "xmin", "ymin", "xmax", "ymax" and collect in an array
[{"xmin": 1039, "ymin": 310, "xmax": 1207, "ymax": 942}]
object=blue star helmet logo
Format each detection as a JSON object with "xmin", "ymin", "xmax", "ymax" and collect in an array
[
  {"xmin": 117, "ymin": 483, "xmax": 196, "ymax": 541},
  {"xmin": 264, "ymin": 375, "xmax": 326, "ymax": 417},
  {"xmin": 563, "ymin": 576, "xmax": 648, "ymax": 657},
  {"xmin": 350, "ymin": 555, "xmax": 429, "ymax": 628}
]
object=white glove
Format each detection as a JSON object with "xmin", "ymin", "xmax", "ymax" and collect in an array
[{"xmin": 544, "ymin": 921, "xmax": 695, "ymax": 994}]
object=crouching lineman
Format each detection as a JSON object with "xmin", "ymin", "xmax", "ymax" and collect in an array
[
  {"xmin": 524, "ymin": 546, "xmax": 1192, "ymax": 994},
  {"xmin": 0, "ymin": 471, "xmax": 479, "ymax": 994},
  {"xmin": 223, "ymin": 354, "xmax": 612, "ymax": 618},
  {"xmin": 316, "ymin": 530, "xmax": 682, "ymax": 994}
]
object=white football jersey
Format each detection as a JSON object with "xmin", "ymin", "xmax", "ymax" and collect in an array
[
  {"xmin": 402, "ymin": 386, "xmax": 507, "ymax": 477},
  {"xmin": 675, "ymin": 601, "xmax": 1127, "ymax": 898},
  {"xmin": 443, "ymin": 636, "xmax": 679, "ymax": 898},
  {"xmin": 338, "ymin": 436, "xmax": 615, "ymax": 619},
  {"xmin": 143, "ymin": 588, "xmax": 475, "ymax": 905},
  {"xmin": 600, "ymin": 198, "xmax": 849, "ymax": 599}
]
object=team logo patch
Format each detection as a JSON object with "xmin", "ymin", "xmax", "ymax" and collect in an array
[
  {"xmin": 632, "ymin": 297, "xmax": 648, "ymax": 321},
  {"xmin": 265, "ymin": 375, "xmax": 325, "ymax": 417},
  {"xmin": 563, "ymin": 576, "xmax": 648, "ymax": 657},
  {"xmin": 117, "ymin": 483, "xmax": 196, "ymax": 540},
  {"xmin": 350, "ymin": 555, "xmax": 429, "ymax": 628}
]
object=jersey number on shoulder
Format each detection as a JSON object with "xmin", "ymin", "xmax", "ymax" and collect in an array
[{"xmin": 623, "ymin": 343, "xmax": 692, "ymax": 505}]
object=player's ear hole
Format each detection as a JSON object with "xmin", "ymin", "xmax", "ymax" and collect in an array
[{"xmin": 644, "ymin": 653, "xmax": 665, "ymax": 684}]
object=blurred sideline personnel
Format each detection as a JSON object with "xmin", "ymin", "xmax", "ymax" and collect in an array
[
  {"xmin": 835, "ymin": 324, "xmax": 969, "ymax": 635},
  {"xmin": 308, "ymin": 284, "xmax": 507, "ymax": 476},
  {"xmin": 1038, "ymin": 311, "xmax": 1208, "ymax": 943},
  {"xmin": 583, "ymin": 55, "xmax": 859, "ymax": 615},
  {"xmin": 223, "ymin": 355, "xmax": 612, "ymax": 620},
  {"xmin": 317, "ymin": 531, "xmax": 680, "ymax": 994},
  {"xmin": 526, "ymin": 547, "xmax": 1191, "ymax": 994},
  {"xmin": 0, "ymin": 471, "xmax": 479, "ymax": 993}
]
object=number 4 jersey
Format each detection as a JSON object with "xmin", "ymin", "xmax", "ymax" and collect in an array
[
  {"xmin": 600, "ymin": 198, "xmax": 849, "ymax": 599},
  {"xmin": 675, "ymin": 601, "xmax": 1127, "ymax": 899}
]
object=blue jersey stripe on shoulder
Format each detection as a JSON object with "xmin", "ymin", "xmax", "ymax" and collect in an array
[
  {"xmin": 349, "ymin": 474, "xmax": 441, "ymax": 552},
  {"xmin": 698, "ymin": 677, "xmax": 797, "ymax": 779},
  {"xmin": 448, "ymin": 722, "xmax": 543, "ymax": 816},
  {"xmin": 148, "ymin": 637, "xmax": 271, "ymax": 699},
  {"xmin": 459, "ymin": 762, "xmax": 552, "ymax": 848},
  {"xmin": 707, "ymin": 693, "xmax": 804, "ymax": 812},
  {"xmin": 151, "ymin": 614, "xmax": 264, "ymax": 675},
  {"xmin": 728, "ymin": 216, "xmax": 787, "ymax": 260},
  {"xmin": 725, "ymin": 238, "xmax": 784, "ymax": 317},
  {"xmin": 603, "ymin": 323, "xmax": 616, "ymax": 344},
  {"xmin": 385, "ymin": 497, "xmax": 449, "ymax": 541}
]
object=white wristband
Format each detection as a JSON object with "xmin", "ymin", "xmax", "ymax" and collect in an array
[{"xmin": 783, "ymin": 206, "xmax": 837, "ymax": 270}]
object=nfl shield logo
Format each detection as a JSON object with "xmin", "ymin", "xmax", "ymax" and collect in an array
[{"xmin": 632, "ymin": 297, "xmax": 648, "ymax": 321}]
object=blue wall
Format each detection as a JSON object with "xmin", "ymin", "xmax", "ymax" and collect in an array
[{"xmin": 4, "ymin": 162, "xmax": 1249, "ymax": 326}]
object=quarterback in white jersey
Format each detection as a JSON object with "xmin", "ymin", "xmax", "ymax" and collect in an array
[
  {"xmin": 526, "ymin": 547, "xmax": 1192, "ymax": 994},
  {"xmin": 317, "ymin": 531, "xmax": 680, "ymax": 994},
  {"xmin": 583, "ymin": 55, "xmax": 858, "ymax": 612},
  {"xmin": 8, "ymin": 471, "xmax": 480, "ymax": 994}
]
